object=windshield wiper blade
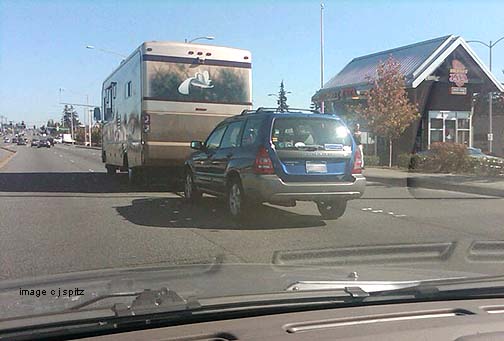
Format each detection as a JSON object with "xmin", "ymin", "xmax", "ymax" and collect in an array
[{"xmin": 68, "ymin": 287, "xmax": 200, "ymax": 317}]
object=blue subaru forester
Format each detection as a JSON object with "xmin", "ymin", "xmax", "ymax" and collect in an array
[{"xmin": 184, "ymin": 108, "xmax": 366, "ymax": 220}]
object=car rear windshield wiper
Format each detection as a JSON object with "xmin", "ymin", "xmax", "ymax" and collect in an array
[
  {"xmin": 68, "ymin": 287, "xmax": 200, "ymax": 317},
  {"xmin": 280, "ymin": 144, "xmax": 326, "ymax": 151}
]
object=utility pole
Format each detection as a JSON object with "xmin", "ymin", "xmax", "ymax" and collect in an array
[
  {"xmin": 320, "ymin": 2, "xmax": 325, "ymax": 113},
  {"xmin": 87, "ymin": 95, "xmax": 92, "ymax": 147},
  {"xmin": 467, "ymin": 37, "xmax": 504, "ymax": 154},
  {"xmin": 70, "ymin": 105, "xmax": 75, "ymax": 145}
]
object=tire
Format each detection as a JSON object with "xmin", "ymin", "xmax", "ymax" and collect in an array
[
  {"xmin": 316, "ymin": 200, "xmax": 347, "ymax": 220},
  {"xmin": 128, "ymin": 167, "xmax": 143, "ymax": 185},
  {"xmin": 184, "ymin": 170, "xmax": 201, "ymax": 203},
  {"xmin": 105, "ymin": 164, "xmax": 116, "ymax": 175},
  {"xmin": 227, "ymin": 177, "xmax": 248, "ymax": 220}
]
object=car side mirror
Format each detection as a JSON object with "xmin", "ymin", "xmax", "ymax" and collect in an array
[
  {"xmin": 93, "ymin": 107, "xmax": 101, "ymax": 122},
  {"xmin": 190, "ymin": 141, "xmax": 203, "ymax": 150}
]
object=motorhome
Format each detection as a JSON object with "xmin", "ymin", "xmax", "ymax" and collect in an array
[{"xmin": 97, "ymin": 41, "xmax": 252, "ymax": 182}]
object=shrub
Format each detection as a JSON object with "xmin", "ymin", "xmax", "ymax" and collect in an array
[
  {"xmin": 364, "ymin": 155, "xmax": 380, "ymax": 167},
  {"xmin": 397, "ymin": 153, "xmax": 423, "ymax": 170},
  {"xmin": 424, "ymin": 142, "xmax": 472, "ymax": 173},
  {"xmin": 471, "ymin": 157, "xmax": 504, "ymax": 177},
  {"xmin": 398, "ymin": 153, "xmax": 412, "ymax": 169}
]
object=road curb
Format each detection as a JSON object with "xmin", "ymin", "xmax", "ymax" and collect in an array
[
  {"xmin": 0, "ymin": 146, "xmax": 16, "ymax": 153},
  {"xmin": 0, "ymin": 146, "xmax": 16, "ymax": 169},
  {"xmin": 75, "ymin": 145, "xmax": 101, "ymax": 151},
  {"xmin": 367, "ymin": 175, "xmax": 504, "ymax": 198}
]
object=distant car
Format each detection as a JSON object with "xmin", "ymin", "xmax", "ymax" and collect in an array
[
  {"xmin": 47, "ymin": 137, "xmax": 55, "ymax": 146},
  {"xmin": 3, "ymin": 137, "xmax": 10, "ymax": 143},
  {"xmin": 184, "ymin": 108, "xmax": 366, "ymax": 220},
  {"xmin": 17, "ymin": 139, "xmax": 26, "ymax": 146},
  {"xmin": 31, "ymin": 139, "xmax": 39, "ymax": 147},
  {"xmin": 53, "ymin": 137, "xmax": 62, "ymax": 144},
  {"xmin": 37, "ymin": 139, "xmax": 51, "ymax": 148},
  {"xmin": 12, "ymin": 137, "xmax": 18, "ymax": 144},
  {"xmin": 466, "ymin": 147, "xmax": 503, "ymax": 160}
]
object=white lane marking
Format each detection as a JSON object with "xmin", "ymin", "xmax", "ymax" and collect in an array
[
  {"xmin": 70, "ymin": 160, "xmax": 75, "ymax": 163},
  {"xmin": 360, "ymin": 207, "xmax": 407, "ymax": 218},
  {"xmin": 88, "ymin": 169, "xmax": 94, "ymax": 172},
  {"xmin": 59, "ymin": 154, "xmax": 63, "ymax": 157}
]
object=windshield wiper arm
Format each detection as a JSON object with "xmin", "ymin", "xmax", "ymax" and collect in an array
[
  {"xmin": 286, "ymin": 280, "xmax": 423, "ymax": 294},
  {"xmin": 287, "ymin": 276, "xmax": 504, "ymax": 301},
  {"xmin": 68, "ymin": 287, "xmax": 200, "ymax": 317}
]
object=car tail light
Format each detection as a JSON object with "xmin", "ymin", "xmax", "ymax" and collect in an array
[
  {"xmin": 253, "ymin": 146, "xmax": 275, "ymax": 174},
  {"xmin": 352, "ymin": 147, "xmax": 363, "ymax": 174}
]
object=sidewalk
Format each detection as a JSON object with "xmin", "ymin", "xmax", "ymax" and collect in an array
[
  {"xmin": 74, "ymin": 144, "xmax": 101, "ymax": 151},
  {"xmin": 0, "ymin": 146, "xmax": 15, "ymax": 169},
  {"xmin": 364, "ymin": 167, "xmax": 504, "ymax": 198}
]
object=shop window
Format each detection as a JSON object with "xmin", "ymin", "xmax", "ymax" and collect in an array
[
  {"xmin": 428, "ymin": 111, "xmax": 471, "ymax": 148},
  {"xmin": 431, "ymin": 119, "xmax": 443, "ymax": 129},
  {"xmin": 445, "ymin": 120, "xmax": 456, "ymax": 143}
]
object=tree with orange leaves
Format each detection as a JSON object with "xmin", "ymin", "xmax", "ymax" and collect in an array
[{"xmin": 350, "ymin": 56, "xmax": 419, "ymax": 167}]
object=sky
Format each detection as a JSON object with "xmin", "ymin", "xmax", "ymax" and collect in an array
[{"xmin": 0, "ymin": 0, "xmax": 503, "ymax": 127}]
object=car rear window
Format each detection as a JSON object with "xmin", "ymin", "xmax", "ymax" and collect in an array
[{"xmin": 271, "ymin": 117, "xmax": 352, "ymax": 150}]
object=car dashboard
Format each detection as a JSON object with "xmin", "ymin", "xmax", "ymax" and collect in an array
[{"xmin": 78, "ymin": 297, "xmax": 504, "ymax": 340}]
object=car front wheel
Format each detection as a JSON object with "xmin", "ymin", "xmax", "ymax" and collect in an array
[
  {"xmin": 184, "ymin": 170, "xmax": 201, "ymax": 203},
  {"xmin": 316, "ymin": 200, "xmax": 347, "ymax": 220},
  {"xmin": 128, "ymin": 167, "xmax": 143, "ymax": 185}
]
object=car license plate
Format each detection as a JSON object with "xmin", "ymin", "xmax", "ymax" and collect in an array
[{"xmin": 306, "ymin": 161, "xmax": 327, "ymax": 173}]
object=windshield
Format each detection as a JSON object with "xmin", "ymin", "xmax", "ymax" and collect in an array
[
  {"xmin": 272, "ymin": 117, "xmax": 352, "ymax": 149},
  {"xmin": 1, "ymin": 0, "xmax": 504, "ymax": 329}
]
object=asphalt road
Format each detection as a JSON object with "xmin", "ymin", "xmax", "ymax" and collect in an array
[{"xmin": 1, "ymin": 141, "xmax": 504, "ymax": 280}]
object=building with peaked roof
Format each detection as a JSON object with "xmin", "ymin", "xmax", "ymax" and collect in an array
[{"xmin": 312, "ymin": 35, "xmax": 504, "ymax": 160}]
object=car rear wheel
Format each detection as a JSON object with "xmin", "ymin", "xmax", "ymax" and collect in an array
[
  {"xmin": 184, "ymin": 170, "xmax": 201, "ymax": 203},
  {"xmin": 227, "ymin": 178, "xmax": 246, "ymax": 220},
  {"xmin": 105, "ymin": 164, "xmax": 117, "ymax": 175},
  {"xmin": 316, "ymin": 200, "xmax": 347, "ymax": 220}
]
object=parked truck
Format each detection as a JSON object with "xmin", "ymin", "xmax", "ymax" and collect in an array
[
  {"xmin": 95, "ymin": 41, "xmax": 252, "ymax": 183},
  {"xmin": 62, "ymin": 134, "xmax": 75, "ymax": 144}
]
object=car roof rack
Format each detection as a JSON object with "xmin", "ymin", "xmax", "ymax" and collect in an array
[{"xmin": 240, "ymin": 107, "xmax": 321, "ymax": 115}]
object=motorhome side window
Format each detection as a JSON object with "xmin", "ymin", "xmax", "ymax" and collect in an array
[
  {"xmin": 105, "ymin": 86, "xmax": 113, "ymax": 121},
  {"xmin": 125, "ymin": 81, "xmax": 132, "ymax": 98}
]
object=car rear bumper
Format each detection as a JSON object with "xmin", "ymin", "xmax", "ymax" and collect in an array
[{"xmin": 241, "ymin": 173, "xmax": 366, "ymax": 203}]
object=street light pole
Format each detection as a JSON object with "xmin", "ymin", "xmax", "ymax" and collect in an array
[
  {"xmin": 320, "ymin": 2, "xmax": 325, "ymax": 113},
  {"xmin": 85, "ymin": 45, "xmax": 127, "ymax": 59},
  {"xmin": 467, "ymin": 36, "xmax": 504, "ymax": 153}
]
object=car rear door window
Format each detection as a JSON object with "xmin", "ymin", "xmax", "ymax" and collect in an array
[
  {"xmin": 205, "ymin": 125, "xmax": 227, "ymax": 150},
  {"xmin": 272, "ymin": 117, "xmax": 352, "ymax": 150},
  {"xmin": 241, "ymin": 118, "xmax": 262, "ymax": 146},
  {"xmin": 220, "ymin": 121, "xmax": 244, "ymax": 149}
]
